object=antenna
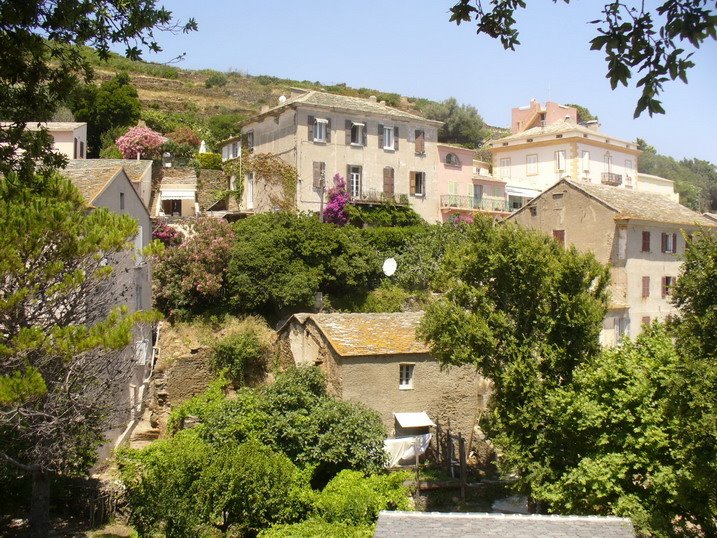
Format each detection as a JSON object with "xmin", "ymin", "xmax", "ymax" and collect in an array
[{"xmin": 382, "ymin": 258, "xmax": 397, "ymax": 277}]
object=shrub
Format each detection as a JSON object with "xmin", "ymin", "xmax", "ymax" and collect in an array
[
  {"xmin": 152, "ymin": 221, "xmax": 184, "ymax": 247},
  {"xmin": 323, "ymin": 173, "xmax": 349, "ymax": 225},
  {"xmin": 116, "ymin": 125, "xmax": 166, "ymax": 159},
  {"xmin": 346, "ymin": 202, "xmax": 423, "ymax": 227},
  {"xmin": 167, "ymin": 126, "xmax": 201, "ymax": 148},
  {"xmin": 212, "ymin": 331, "xmax": 266, "ymax": 387},
  {"xmin": 259, "ymin": 519, "xmax": 374, "ymax": 538},
  {"xmin": 197, "ymin": 152, "xmax": 223, "ymax": 170},
  {"xmin": 205, "ymin": 71, "xmax": 228, "ymax": 88}
]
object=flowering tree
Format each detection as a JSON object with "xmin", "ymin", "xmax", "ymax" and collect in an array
[
  {"xmin": 153, "ymin": 218, "xmax": 235, "ymax": 316},
  {"xmin": 152, "ymin": 221, "xmax": 184, "ymax": 247},
  {"xmin": 166, "ymin": 126, "xmax": 201, "ymax": 148},
  {"xmin": 116, "ymin": 126, "xmax": 166, "ymax": 159},
  {"xmin": 323, "ymin": 173, "xmax": 350, "ymax": 225}
]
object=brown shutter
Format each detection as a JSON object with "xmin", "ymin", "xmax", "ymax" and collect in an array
[
  {"xmin": 308, "ymin": 115, "xmax": 315, "ymax": 140},
  {"xmin": 672, "ymin": 233, "xmax": 677, "ymax": 253},
  {"xmin": 641, "ymin": 231, "xmax": 650, "ymax": 252},
  {"xmin": 552, "ymin": 229, "xmax": 565, "ymax": 247},
  {"xmin": 362, "ymin": 124, "xmax": 368, "ymax": 146},
  {"xmin": 642, "ymin": 316, "xmax": 651, "ymax": 326},
  {"xmin": 410, "ymin": 171, "xmax": 416, "ymax": 195},
  {"xmin": 394, "ymin": 126, "xmax": 399, "ymax": 150},
  {"xmin": 378, "ymin": 124, "xmax": 384, "ymax": 148},
  {"xmin": 642, "ymin": 276, "xmax": 650, "ymax": 298},
  {"xmin": 383, "ymin": 167, "xmax": 394, "ymax": 195},
  {"xmin": 661, "ymin": 233, "xmax": 668, "ymax": 253},
  {"xmin": 345, "ymin": 120, "xmax": 352, "ymax": 145},
  {"xmin": 415, "ymin": 130, "xmax": 425, "ymax": 154},
  {"xmin": 326, "ymin": 118, "xmax": 331, "ymax": 143},
  {"xmin": 73, "ymin": 138, "xmax": 78, "ymax": 159},
  {"xmin": 313, "ymin": 161, "xmax": 322, "ymax": 188},
  {"xmin": 661, "ymin": 276, "xmax": 668, "ymax": 298}
]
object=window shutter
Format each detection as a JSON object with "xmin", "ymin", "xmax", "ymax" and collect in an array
[
  {"xmin": 661, "ymin": 233, "xmax": 668, "ymax": 253},
  {"xmin": 362, "ymin": 124, "xmax": 367, "ymax": 146},
  {"xmin": 415, "ymin": 130, "xmax": 425, "ymax": 154},
  {"xmin": 313, "ymin": 161, "xmax": 322, "ymax": 188},
  {"xmin": 345, "ymin": 120, "xmax": 352, "ymax": 145},
  {"xmin": 409, "ymin": 171, "xmax": 416, "ymax": 195},
  {"xmin": 661, "ymin": 276, "xmax": 668, "ymax": 298},
  {"xmin": 308, "ymin": 115, "xmax": 315, "ymax": 140},
  {"xmin": 383, "ymin": 167, "xmax": 394, "ymax": 195},
  {"xmin": 394, "ymin": 126, "xmax": 399, "ymax": 150},
  {"xmin": 642, "ymin": 231, "xmax": 650, "ymax": 252},
  {"xmin": 642, "ymin": 316, "xmax": 651, "ymax": 326},
  {"xmin": 326, "ymin": 118, "xmax": 331, "ymax": 143},
  {"xmin": 672, "ymin": 233, "xmax": 677, "ymax": 253},
  {"xmin": 378, "ymin": 124, "xmax": 384, "ymax": 148},
  {"xmin": 347, "ymin": 164, "xmax": 352, "ymax": 192},
  {"xmin": 552, "ymin": 229, "xmax": 565, "ymax": 247},
  {"xmin": 642, "ymin": 276, "xmax": 650, "ymax": 298}
]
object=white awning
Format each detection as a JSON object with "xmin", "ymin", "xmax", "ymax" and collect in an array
[
  {"xmin": 160, "ymin": 189, "xmax": 195, "ymax": 200},
  {"xmin": 506, "ymin": 186, "xmax": 541, "ymax": 198},
  {"xmin": 394, "ymin": 412, "xmax": 436, "ymax": 428}
]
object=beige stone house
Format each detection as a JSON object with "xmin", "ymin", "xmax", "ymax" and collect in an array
[
  {"xmin": 278, "ymin": 312, "xmax": 489, "ymax": 436},
  {"xmin": 508, "ymin": 179, "xmax": 716, "ymax": 345},
  {"xmin": 64, "ymin": 158, "xmax": 153, "ymax": 210},
  {"xmin": 221, "ymin": 89, "xmax": 443, "ymax": 222}
]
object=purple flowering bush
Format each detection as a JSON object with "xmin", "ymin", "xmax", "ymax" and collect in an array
[
  {"xmin": 152, "ymin": 221, "xmax": 184, "ymax": 247},
  {"xmin": 323, "ymin": 173, "xmax": 350, "ymax": 225}
]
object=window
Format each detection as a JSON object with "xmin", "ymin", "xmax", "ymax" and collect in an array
[
  {"xmin": 661, "ymin": 232, "xmax": 677, "ymax": 254},
  {"xmin": 348, "ymin": 165, "xmax": 361, "ymax": 198},
  {"xmin": 555, "ymin": 150, "xmax": 566, "ymax": 172},
  {"xmin": 553, "ymin": 229, "xmax": 565, "ymax": 247},
  {"xmin": 415, "ymin": 129, "xmax": 425, "ymax": 154},
  {"xmin": 500, "ymin": 158, "xmax": 511, "ymax": 179},
  {"xmin": 624, "ymin": 159, "xmax": 633, "ymax": 186},
  {"xmin": 642, "ymin": 276, "xmax": 650, "ymax": 298},
  {"xmin": 410, "ymin": 171, "xmax": 425, "ymax": 197},
  {"xmin": 231, "ymin": 141, "xmax": 239, "ymax": 159},
  {"xmin": 80, "ymin": 141, "xmax": 85, "ymax": 158},
  {"xmin": 350, "ymin": 122, "xmax": 365, "ymax": 145},
  {"xmin": 399, "ymin": 364, "xmax": 414, "ymax": 389},
  {"xmin": 246, "ymin": 172, "xmax": 254, "ymax": 210},
  {"xmin": 662, "ymin": 276, "xmax": 675, "ymax": 298},
  {"xmin": 615, "ymin": 317, "xmax": 629, "ymax": 341},
  {"xmin": 383, "ymin": 167, "xmax": 395, "ymax": 195},
  {"xmin": 641, "ymin": 231, "xmax": 651, "ymax": 252},
  {"xmin": 582, "ymin": 151, "xmax": 590, "ymax": 174},
  {"xmin": 529, "ymin": 206, "xmax": 538, "ymax": 216},
  {"xmin": 445, "ymin": 152, "xmax": 461, "ymax": 166},
  {"xmin": 246, "ymin": 131, "xmax": 255, "ymax": 152},
  {"xmin": 379, "ymin": 125, "xmax": 398, "ymax": 150},
  {"xmin": 604, "ymin": 152, "xmax": 613, "ymax": 172},
  {"xmin": 312, "ymin": 161, "xmax": 326, "ymax": 189},
  {"xmin": 120, "ymin": 192, "xmax": 125, "ymax": 210},
  {"xmin": 73, "ymin": 138, "xmax": 78, "ymax": 159},
  {"xmin": 526, "ymin": 154, "xmax": 538, "ymax": 175},
  {"xmin": 222, "ymin": 145, "xmax": 230, "ymax": 160},
  {"xmin": 314, "ymin": 119, "xmax": 327, "ymax": 142}
]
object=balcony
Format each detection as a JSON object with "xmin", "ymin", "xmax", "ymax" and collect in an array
[
  {"xmin": 601, "ymin": 172, "xmax": 623, "ymax": 186},
  {"xmin": 350, "ymin": 190, "xmax": 409, "ymax": 206},
  {"xmin": 440, "ymin": 195, "xmax": 510, "ymax": 213}
]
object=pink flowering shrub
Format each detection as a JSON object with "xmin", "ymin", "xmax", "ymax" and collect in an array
[
  {"xmin": 448, "ymin": 212, "xmax": 474, "ymax": 225},
  {"xmin": 154, "ymin": 217, "xmax": 235, "ymax": 316},
  {"xmin": 152, "ymin": 221, "xmax": 184, "ymax": 247},
  {"xmin": 323, "ymin": 173, "xmax": 350, "ymax": 225},
  {"xmin": 116, "ymin": 126, "xmax": 166, "ymax": 159}
]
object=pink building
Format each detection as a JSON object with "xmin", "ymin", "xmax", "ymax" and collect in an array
[
  {"xmin": 437, "ymin": 144, "xmax": 508, "ymax": 222},
  {"xmin": 511, "ymin": 99, "xmax": 578, "ymax": 134}
]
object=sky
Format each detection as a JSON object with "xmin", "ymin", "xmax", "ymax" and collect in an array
[{"xmin": 144, "ymin": 1, "xmax": 717, "ymax": 164}]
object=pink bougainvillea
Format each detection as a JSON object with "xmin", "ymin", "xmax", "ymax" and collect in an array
[
  {"xmin": 323, "ymin": 173, "xmax": 350, "ymax": 225},
  {"xmin": 152, "ymin": 221, "xmax": 184, "ymax": 247},
  {"xmin": 116, "ymin": 126, "xmax": 166, "ymax": 159}
]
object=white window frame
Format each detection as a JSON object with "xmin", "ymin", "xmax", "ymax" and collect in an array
[
  {"xmin": 349, "ymin": 166, "xmax": 361, "ymax": 198},
  {"xmin": 414, "ymin": 172, "xmax": 425, "ymax": 197},
  {"xmin": 500, "ymin": 158, "xmax": 511, "ymax": 179},
  {"xmin": 604, "ymin": 152, "xmax": 613, "ymax": 172},
  {"xmin": 231, "ymin": 141, "xmax": 239, "ymax": 159},
  {"xmin": 314, "ymin": 118, "xmax": 328, "ymax": 142},
  {"xmin": 624, "ymin": 159, "xmax": 633, "ymax": 186},
  {"xmin": 399, "ymin": 364, "xmax": 414, "ymax": 390},
  {"xmin": 555, "ymin": 150, "xmax": 566, "ymax": 173},
  {"xmin": 526, "ymin": 154, "xmax": 538, "ymax": 175},
  {"xmin": 351, "ymin": 122, "xmax": 364, "ymax": 145},
  {"xmin": 383, "ymin": 125, "xmax": 394, "ymax": 150},
  {"xmin": 582, "ymin": 151, "xmax": 590, "ymax": 173}
]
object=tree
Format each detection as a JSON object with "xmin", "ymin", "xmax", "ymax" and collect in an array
[
  {"xmin": 116, "ymin": 125, "xmax": 166, "ymax": 159},
  {"xmin": 418, "ymin": 217, "xmax": 609, "ymax": 502},
  {"xmin": 0, "ymin": 0, "xmax": 196, "ymax": 184},
  {"xmin": 563, "ymin": 103, "xmax": 598, "ymax": 123},
  {"xmin": 448, "ymin": 1, "xmax": 716, "ymax": 117},
  {"xmin": 0, "ymin": 173, "xmax": 149, "ymax": 535},
  {"xmin": 68, "ymin": 72, "xmax": 142, "ymax": 157},
  {"xmin": 419, "ymin": 97, "xmax": 489, "ymax": 147},
  {"xmin": 323, "ymin": 173, "xmax": 350, "ymax": 225}
]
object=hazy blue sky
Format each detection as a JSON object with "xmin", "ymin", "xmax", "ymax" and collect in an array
[{"xmin": 146, "ymin": 1, "xmax": 717, "ymax": 163}]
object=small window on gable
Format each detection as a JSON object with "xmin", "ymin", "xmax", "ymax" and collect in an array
[
  {"xmin": 445, "ymin": 153, "xmax": 461, "ymax": 166},
  {"xmin": 529, "ymin": 206, "xmax": 538, "ymax": 216},
  {"xmin": 399, "ymin": 364, "xmax": 414, "ymax": 390},
  {"xmin": 120, "ymin": 192, "xmax": 125, "ymax": 210}
]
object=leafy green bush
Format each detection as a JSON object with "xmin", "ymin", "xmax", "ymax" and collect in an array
[
  {"xmin": 197, "ymin": 152, "xmax": 223, "ymax": 170},
  {"xmin": 212, "ymin": 331, "xmax": 266, "ymax": 387},
  {"xmin": 360, "ymin": 225, "xmax": 423, "ymax": 260},
  {"xmin": 346, "ymin": 202, "xmax": 424, "ymax": 227},
  {"xmin": 205, "ymin": 71, "xmax": 228, "ymax": 88},
  {"xmin": 259, "ymin": 518, "xmax": 374, "ymax": 538},
  {"xmin": 315, "ymin": 470, "xmax": 412, "ymax": 525}
]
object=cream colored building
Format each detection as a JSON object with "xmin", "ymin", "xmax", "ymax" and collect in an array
[
  {"xmin": 221, "ymin": 89, "xmax": 443, "ymax": 222},
  {"xmin": 278, "ymin": 312, "xmax": 489, "ymax": 437},
  {"xmin": 508, "ymin": 179, "xmax": 716, "ymax": 345},
  {"xmin": 488, "ymin": 102, "xmax": 677, "ymax": 210},
  {"xmin": 1, "ymin": 121, "xmax": 88, "ymax": 159}
]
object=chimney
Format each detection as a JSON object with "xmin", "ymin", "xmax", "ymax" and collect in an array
[{"xmin": 369, "ymin": 95, "xmax": 377, "ymax": 102}]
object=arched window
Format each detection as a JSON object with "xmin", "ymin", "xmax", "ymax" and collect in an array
[{"xmin": 445, "ymin": 152, "xmax": 461, "ymax": 166}]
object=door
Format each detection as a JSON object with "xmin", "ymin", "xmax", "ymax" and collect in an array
[{"xmin": 473, "ymin": 184, "xmax": 483, "ymax": 209}]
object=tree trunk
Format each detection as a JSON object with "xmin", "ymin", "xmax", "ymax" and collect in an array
[{"xmin": 30, "ymin": 470, "xmax": 51, "ymax": 537}]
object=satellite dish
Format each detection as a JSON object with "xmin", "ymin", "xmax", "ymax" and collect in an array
[
  {"xmin": 382, "ymin": 257, "xmax": 397, "ymax": 277},
  {"xmin": 278, "ymin": 95, "xmax": 287, "ymax": 104}
]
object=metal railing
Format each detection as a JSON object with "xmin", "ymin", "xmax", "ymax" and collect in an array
[
  {"xmin": 440, "ymin": 195, "xmax": 510, "ymax": 212},
  {"xmin": 601, "ymin": 172, "xmax": 623, "ymax": 186},
  {"xmin": 350, "ymin": 190, "xmax": 409, "ymax": 205}
]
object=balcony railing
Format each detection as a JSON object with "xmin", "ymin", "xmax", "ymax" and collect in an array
[
  {"xmin": 440, "ymin": 195, "xmax": 510, "ymax": 213},
  {"xmin": 350, "ymin": 190, "xmax": 409, "ymax": 205},
  {"xmin": 601, "ymin": 172, "xmax": 623, "ymax": 186}
]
